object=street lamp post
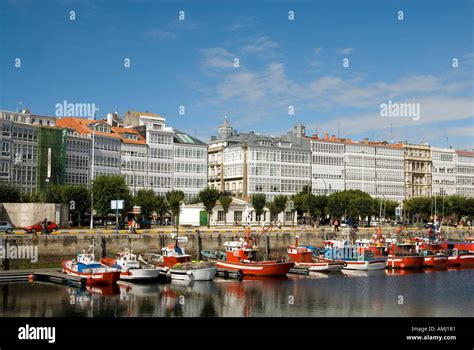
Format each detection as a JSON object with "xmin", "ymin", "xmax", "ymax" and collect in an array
[
  {"xmin": 90, "ymin": 131, "xmax": 95, "ymax": 230},
  {"xmin": 313, "ymin": 176, "xmax": 327, "ymax": 196}
]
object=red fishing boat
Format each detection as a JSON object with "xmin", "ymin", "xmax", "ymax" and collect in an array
[
  {"xmin": 417, "ymin": 242, "xmax": 448, "ymax": 268},
  {"xmin": 423, "ymin": 254, "xmax": 449, "ymax": 268},
  {"xmin": 201, "ymin": 225, "xmax": 293, "ymax": 277},
  {"xmin": 62, "ymin": 248, "xmax": 121, "ymax": 286},
  {"xmin": 160, "ymin": 242, "xmax": 191, "ymax": 268},
  {"xmin": 420, "ymin": 241, "xmax": 474, "ymax": 267},
  {"xmin": 202, "ymin": 240, "xmax": 293, "ymax": 277},
  {"xmin": 287, "ymin": 236, "xmax": 344, "ymax": 273},
  {"xmin": 446, "ymin": 249, "xmax": 474, "ymax": 266},
  {"xmin": 386, "ymin": 243, "xmax": 425, "ymax": 269}
]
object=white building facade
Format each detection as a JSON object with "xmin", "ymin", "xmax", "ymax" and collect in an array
[
  {"xmin": 173, "ymin": 130, "xmax": 208, "ymax": 201},
  {"xmin": 455, "ymin": 150, "xmax": 474, "ymax": 198},
  {"xmin": 310, "ymin": 136, "xmax": 345, "ymax": 195},
  {"xmin": 431, "ymin": 147, "xmax": 457, "ymax": 196},
  {"xmin": 125, "ymin": 111, "xmax": 174, "ymax": 197}
]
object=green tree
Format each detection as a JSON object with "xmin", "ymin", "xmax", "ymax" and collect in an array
[
  {"xmin": 0, "ymin": 183, "xmax": 21, "ymax": 203},
  {"xmin": 219, "ymin": 193, "xmax": 233, "ymax": 226},
  {"xmin": 303, "ymin": 194, "xmax": 327, "ymax": 218},
  {"xmin": 291, "ymin": 192, "xmax": 305, "ymax": 217},
  {"xmin": 351, "ymin": 193, "xmax": 376, "ymax": 226},
  {"xmin": 463, "ymin": 198, "xmax": 474, "ymax": 221},
  {"xmin": 133, "ymin": 189, "xmax": 158, "ymax": 220},
  {"xmin": 21, "ymin": 191, "xmax": 42, "ymax": 203},
  {"xmin": 266, "ymin": 202, "xmax": 279, "ymax": 223},
  {"xmin": 198, "ymin": 187, "xmax": 221, "ymax": 228},
  {"xmin": 62, "ymin": 185, "xmax": 91, "ymax": 225},
  {"xmin": 375, "ymin": 198, "xmax": 399, "ymax": 220},
  {"xmin": 155, "ymin": 195, "xmax": 169, "ymax": 225},
  {"xmin": 166, "ymin": 190, "xmax": 185, "ymax": 229},
  {"xmin": 446, "ymin": 195, "xmax": 466, "ymax": 223},
  {"xmin": 273, "ymin": 195, "xmax": 288, "ymax": 220},
  {"xmin": 404, "ymin": 197, "xmax": 431, "ymax": 223},
  {"xmin": 327, "ymin": 192, "xmax": 349, "ymax": 218},
  {"xmin": 251, "ymin": 193, "xmax": 267, "ymax": 224},
  {"xmin": 41, "ymin": 184, "xmax": 64, "ymax": 203},
  {"xmin": 92, "ymin": 175, "xmax": 131, "ymax": 219}
]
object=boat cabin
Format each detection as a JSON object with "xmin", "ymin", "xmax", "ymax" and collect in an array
[
  {"xmin": 224, "ymin": 240, "xmax": 258, "ymax": 262},
  {"xmin": 161, "ymin": 244, "xmax": 191, "ymax": 268},
  {"xmin": 287, "ymin": 246, "xmax": 313, "ymax": 263}
]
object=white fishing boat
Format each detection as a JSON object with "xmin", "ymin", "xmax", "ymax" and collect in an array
[
  {"xmin": 169, "ymin": 262, "xmax": 217, "ymax": 281},
  {"xmin": 101, "ymin": 250, "xmax": 162, "ymax": 281}
]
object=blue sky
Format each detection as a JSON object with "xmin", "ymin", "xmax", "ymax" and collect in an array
[{"xmin": 1, "ymin": 0, "xmax": 473, "ymax": 149}]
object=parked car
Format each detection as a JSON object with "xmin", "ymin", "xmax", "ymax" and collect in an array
[
  {"xmin": 140, "ymin": 219, "xmax": 151, "ymax": 229},
  {"xmin": 24, "ymin": 221, "xmax": 58, "ymax": 234},
  {"xmin": 0, "ymin": 221, "xmax": 13, "ymax": 234}
]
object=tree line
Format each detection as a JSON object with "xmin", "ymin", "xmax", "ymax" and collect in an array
[{"xmin": 1, "ymin": 178, "xmax": 473, "ymax": 227}]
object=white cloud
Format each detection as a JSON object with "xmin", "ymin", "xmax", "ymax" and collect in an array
[
  {"xmin": 196, "ymin": 48, "xmax": 473, "ymax": 145},
  {"xmin": 338, "ymin": 47, "xmax": 353, "ymax": 55},
  {"xmin": 229, "ymin": 16, "xmax": 257, "ymax": 31},
  {"xmin": 314, "ymin": 47, "xmax": 323, "ymax": 55},
  {"xmin": 146, "ymin": 28, "xmax": 176, "ymax": 40},
  {"xmin": 200, "ymin": 47, "xmax": 236, "ymax": 73},
  {"xmin": 241, "ymin": 36, "xmax": 279, "ymax": 57}
]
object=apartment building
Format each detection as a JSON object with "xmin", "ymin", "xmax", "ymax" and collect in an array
[
  {"xmin": 309, "ymin": 134, "xmax": 345, "ymax": 196},
  {"xmin": 173, "ymin": 130, "xmax": 208, "ymax": 201},
  {"xmin": 63, "ymin": 128, "xmax": 91, "ymax": 186},
  {"xmin": 209, "ymin": 120, "xmax": 311, "ymax": 200},
  {"xmin": 403, "ymin": 143, "xmax": 432, "ymax": 199},
  {"xmin": 112, "ymin": 126, "xmax": 148, "ymax": 196},
  {"xmin": 56, "ymin": 118, "xmax": 122, "ymax": 181},
  {"xmin": 0, "ymin": 110, "xmax": 38, "ymax": 193},
  {"xmin": 124, "ymin": 110, "xmax": 208, "ymax": 199},
  {"xmin": 455, "ymin": 150, "xmax": 474, "ymax": 198},
  {"xmin": 431, "ymin": 147, "xmax": 457, "ymax": 196},
  {"xmin": 124, "ymin": 111, "xmax": 174, "ymax": 196}
]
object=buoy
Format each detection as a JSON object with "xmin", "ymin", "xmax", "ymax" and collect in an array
[{"xmin": 28, "ymin": 274, "xmax": 35, "ymax": 282}]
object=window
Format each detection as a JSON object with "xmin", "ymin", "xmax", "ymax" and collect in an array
[
  {"xmin": 217, "ymin": 210, "xmax": 226, "ymax": 222},
  {"xmin": 234, "ymin": 211, "xmax": 242, "ymax": 223},
  {"xmin": 2, "ymin": 142, "xmax": 10, "ymax": 154}
]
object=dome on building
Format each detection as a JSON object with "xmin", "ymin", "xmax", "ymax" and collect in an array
[{"xmin": 218, "ymin": 116, "xmax": 234, "ymax": 139}]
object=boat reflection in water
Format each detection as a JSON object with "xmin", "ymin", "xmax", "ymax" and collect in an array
[{"xmin": 2, "ymin": 266, "xmax": 473, "ymax": 317}]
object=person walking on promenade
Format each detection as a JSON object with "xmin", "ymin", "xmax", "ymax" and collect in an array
[
  {"xmin": 128, "ymin": 218, "xmax": 133, "ymax": 234},
  {"xmin": 42, "ymin": 218, "xmax": 49, "ymax": 235},
  {"xmin": 131, "ymin": 218, "xmax": 137, "ymax": 234}
]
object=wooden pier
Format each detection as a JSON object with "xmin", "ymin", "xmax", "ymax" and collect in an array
[{"xmin": 0, "ymin": 268, "xmax": 86, "ymax": 288}]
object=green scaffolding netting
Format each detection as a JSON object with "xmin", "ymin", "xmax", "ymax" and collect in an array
[{"xmin": 36, "ymin": 127, "xmax": 67, "ymax": 191}]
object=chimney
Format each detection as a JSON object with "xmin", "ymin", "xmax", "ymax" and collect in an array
[
  {"xmin": 106, "ymin": 113, "xmax": 113, "ymax": 125},
  {"xmin": 324, "ymin": 133, "xmax": 329, "ymax": 140},
  {"xmin": 330, "ymin": 135, "xmax": 336, "ymax": 141}
]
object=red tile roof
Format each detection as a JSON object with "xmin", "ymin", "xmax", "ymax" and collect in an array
[
  {"xmin": 111, "ymin": 126, "xmax": 146, "ymax": 145},
  {"xmin": 56, "ymin": 117, "xmax": 121, "ymax": 139}
]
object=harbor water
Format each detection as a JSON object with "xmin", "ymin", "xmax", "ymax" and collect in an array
[{"xmin": 1, "ymin": 267, "xmax": 472, "ymax": 317}]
